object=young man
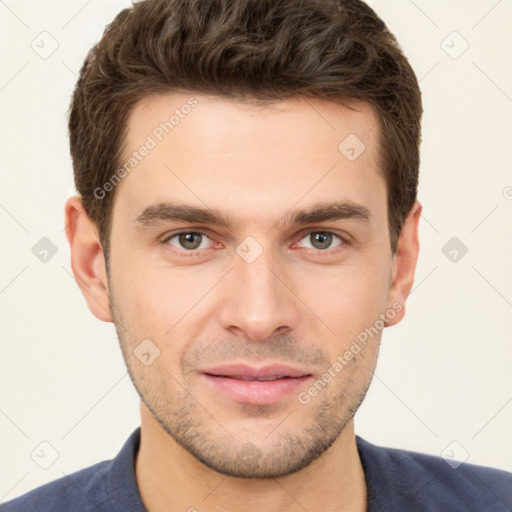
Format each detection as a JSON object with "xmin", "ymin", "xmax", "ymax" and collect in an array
[{"xmin": 3, "ymin": 0, "xmax": 511, "ymax": 511}]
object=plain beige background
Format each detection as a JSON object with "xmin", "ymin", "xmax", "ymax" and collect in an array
[{"xmin": 1, "ymin": 0, "xmax": 511, "ymax": 502}]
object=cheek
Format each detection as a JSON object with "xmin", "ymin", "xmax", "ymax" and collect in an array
[
  {"xmin": 298, "ymin": 256, "xmax": 391, "ymax": 339},
  {"xmin": 112, "ymin": 263, "xmax": 215, "ymax": 351},
  {"xmin": 109, "ymin": 253, "xmax": 168, "ymax": 334}
]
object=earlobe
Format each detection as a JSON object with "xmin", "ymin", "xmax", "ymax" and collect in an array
[
  {"xmin": 64, "ymin": 196, "xmax": 113, "ymax": 322},
  {"xmin": 385, "ymin": 200, "xmax": 422, "ymax": 327}
]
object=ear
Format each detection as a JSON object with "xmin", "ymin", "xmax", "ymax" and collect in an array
[
  {"xmin": 64, "ymin": 196, "xmax": 113, "ymax": 322},
  {"xmin": 385, "ymin": 200, "xmax": 422, "ymax": 327}
]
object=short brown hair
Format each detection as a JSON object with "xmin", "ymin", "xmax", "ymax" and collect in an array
[{"xmin": 69, "ymin": 0, "xmax": 422, "ymax": 258}]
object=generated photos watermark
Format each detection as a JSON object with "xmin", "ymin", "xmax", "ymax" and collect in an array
[
  {"xmin": 93, "ymin": 97, "xmax": 198, "ymax": 200},
  {"xmin": 298, "ymin": 301, "xmax": 403, "ymax": 405}
]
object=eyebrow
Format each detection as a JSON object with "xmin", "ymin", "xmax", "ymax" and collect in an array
[{"xmin": 133, "ymin": 200, "xmax": 372, "ymax": 230}]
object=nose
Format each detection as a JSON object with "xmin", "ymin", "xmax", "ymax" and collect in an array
[{"xmin": 218, "ymin": 247, "xmax": 301, "ymax": 342}]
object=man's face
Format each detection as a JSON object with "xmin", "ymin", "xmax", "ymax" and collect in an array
[{"xmin": 106, "ymin": 94, "xmax": 400, "ymax": 478}]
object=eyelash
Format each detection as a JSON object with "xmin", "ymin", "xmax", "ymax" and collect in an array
[{"xmin": 161, "ymin": 229, "xmax": 349, "ymax": 257}]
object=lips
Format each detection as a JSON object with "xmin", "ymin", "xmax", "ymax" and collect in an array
[
  {"xmin": 226, "ymin": 375, "xmax": 288, "ymax": 381},
  {"xmin": 200, "ymin": 363, "xmax": 313, "ymax": 404},
  {"xmin": 203, "ymin": 363, "xmax": 310, "ymax": 379}
]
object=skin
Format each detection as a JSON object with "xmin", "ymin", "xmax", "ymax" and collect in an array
[{"xmin": 65, "ymin": 93, "xmax": 421, "ymax": 512}]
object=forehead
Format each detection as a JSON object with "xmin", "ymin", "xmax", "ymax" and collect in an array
[
  {"xmin": 127, "ymin": 93, "xmax": 380, "ymax": 159},
  {"xmin": 113, "ymin": 93, "xmax": 385, "ymax": 228}
]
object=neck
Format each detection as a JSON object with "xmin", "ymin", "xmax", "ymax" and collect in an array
[{"xmin": 135, "ymin": 402, "xmax": 367, "ymax": 512}]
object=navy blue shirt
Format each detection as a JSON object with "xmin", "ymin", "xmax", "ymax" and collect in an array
[{"xmin": 2, "ymin": 427, "xmax": 511, "ymax": 511}]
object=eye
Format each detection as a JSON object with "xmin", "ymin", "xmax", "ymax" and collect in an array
[
  {"xmin": 296, "ymin": 231, "xmax": 344, "ymax": 251},
  {"xmin": 164, "ymin": 231, "xmax": 213, "ymax": 251}
]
